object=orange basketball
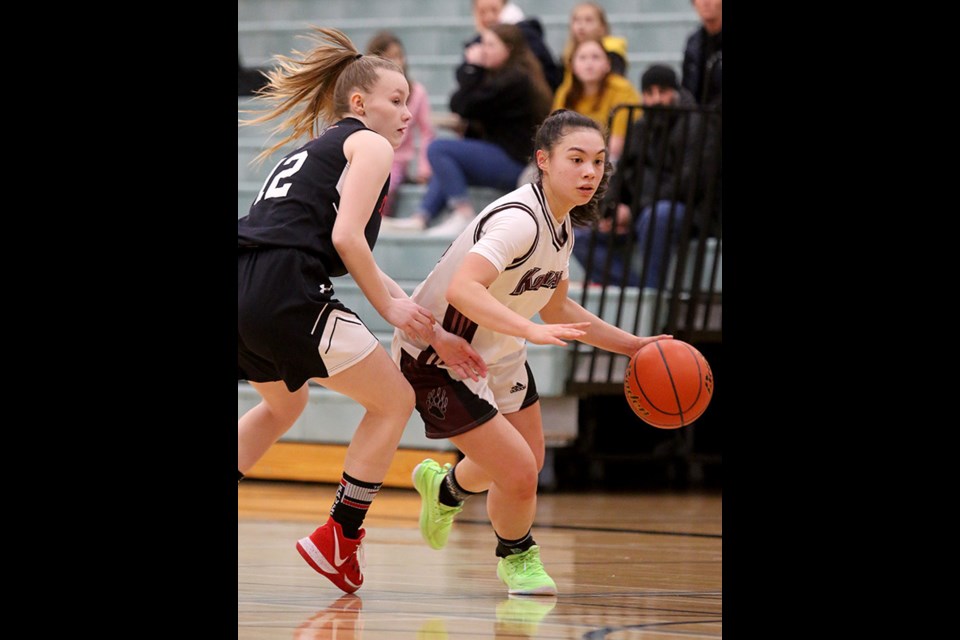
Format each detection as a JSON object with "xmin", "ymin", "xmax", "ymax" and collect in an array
[{"xmin": 623, "ymin": 339, "xmax": 714, "ymax": 429}]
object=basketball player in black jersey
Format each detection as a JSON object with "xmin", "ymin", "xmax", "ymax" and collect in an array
[{"xmin": 238, "ymin": 27, "xmax": 487, "ymax": 594}]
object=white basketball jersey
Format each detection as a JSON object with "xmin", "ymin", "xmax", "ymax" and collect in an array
[{"xmin": 395, "ymin": 182, "xmax": 573, "ymax": 366}]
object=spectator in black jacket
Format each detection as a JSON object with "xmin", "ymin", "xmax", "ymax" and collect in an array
[
  {"xmin": 573, "ymin": 65, "xmax": 720, "ymax": 287},
  {"xmin": 465, "ymin": 0, "xmax": 562, "ymax": 92},
  {"xmin": 382, "ymin": 23, "xmax": 553, "ymax": 236},
  {"xmin": 681, "ymin": 0, "xmax": 722, "ymax": 106}
]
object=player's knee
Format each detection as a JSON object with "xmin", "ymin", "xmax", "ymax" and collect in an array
[
  {"xmin": 374, "ymin": 380, "xmax": 415, "ymax": 421},
  {"xmin": 530, "ymin": 442, "xmax": 546, "ymax": 472},
  {"xmin": 396, "ymin": 382, "xmax": 416, "ymax": 416},
  {"xmin": 267, "ymin": 391, "xmax": 308, "ymax": 427},
  {"xmin": 534, "ymin": 451, "xmax": 546, "ymax": 473},
  {"xmin": 500, "ymin": 462, "xmax": 539, "ymax": 500}
]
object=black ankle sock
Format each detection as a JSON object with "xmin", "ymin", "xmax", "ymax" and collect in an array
[
  {"xmin": 238, "ymin": 470, "xmax": 244, "ymax": 484},
  {"xmin": 439, "ymin": 464, "xmax": 477, "ymax": 507},
  {"xmin": 495, "ymin": 530, "xmax": 535, "ymax": 558},
  {"xmin": 330, "ymin": 471, "xmax": 382, "ymax": 538}
]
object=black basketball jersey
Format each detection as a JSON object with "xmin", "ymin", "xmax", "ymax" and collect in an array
[{"xmin": 238, "ymin": 117, "xmax": 389, "ymax": 277}]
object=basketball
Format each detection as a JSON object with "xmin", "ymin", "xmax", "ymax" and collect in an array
[{"xmin": 623, "ymin": 339, "xmax": 714, "ymax": 429}]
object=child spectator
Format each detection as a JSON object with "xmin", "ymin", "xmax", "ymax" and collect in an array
[{"xmin": 366, "ymin": 30, "xmax": 436, "ymax": 217}]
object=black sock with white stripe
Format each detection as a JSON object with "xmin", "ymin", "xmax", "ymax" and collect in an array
[{"xmin": 330, "ymin": 471, "xmax": 382, "ymax": 539}]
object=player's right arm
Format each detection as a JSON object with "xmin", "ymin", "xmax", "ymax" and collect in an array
[{"xmin": 447, "ymin": 252, "xmax": 588, "ymax": 347}]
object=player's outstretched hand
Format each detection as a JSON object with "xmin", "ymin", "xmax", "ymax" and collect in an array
[
  {"xmin": 431, "ymin": 328, "xmax": 488, "ymax": 382},
  {"xmin": 526, "ymin": 322, "xmax": 591, "ymax": 347},
  {"xmin": 387, "ymin": 299, "xmax": 436, "ymax": 344}
]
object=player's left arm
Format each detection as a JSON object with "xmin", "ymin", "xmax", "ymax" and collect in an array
[
  {"xmin": 378, "ymin": 267, "xmax": 408, "ymax": 299},
  {"xmin": 539, "ymin": 279, "xmax": 671, "ymax": 356}
]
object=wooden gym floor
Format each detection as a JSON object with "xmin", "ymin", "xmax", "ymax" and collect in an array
[{"xmin": 238, "ymin": 480, "xmax": 722, "ymax": 638}]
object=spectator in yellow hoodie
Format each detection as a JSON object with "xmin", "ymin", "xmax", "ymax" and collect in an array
[{"xmin": 551, "ymin": 38, "xmax": 640, "ymax": 163}]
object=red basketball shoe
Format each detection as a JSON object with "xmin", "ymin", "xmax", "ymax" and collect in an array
[{"xmin": 296, "ymin": 517, "xmax": 366, "ymax": 593}]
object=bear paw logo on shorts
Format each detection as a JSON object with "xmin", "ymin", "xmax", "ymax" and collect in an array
[{"xmin": 426, "ymin": 387, "xmax": 448, "ymax": 420}]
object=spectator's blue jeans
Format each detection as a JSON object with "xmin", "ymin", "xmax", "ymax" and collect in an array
[
  {"xmin": 419, "ymin": 138, "xmax": 526, "ymax": 221},
  {"xmin": 634, "ymin": 200, "xmax": 686, "ymax": 287},
  {"xmin": 573, "ymin": 200, "xmax": 687, "ymax": 288}
]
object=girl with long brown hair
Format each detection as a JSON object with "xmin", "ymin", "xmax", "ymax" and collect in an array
[{"xmin": 394, "ymin": 109, "xmax": 671, "ymax": 595}]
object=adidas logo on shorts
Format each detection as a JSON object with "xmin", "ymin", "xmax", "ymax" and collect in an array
[{"xmin": 509, "ymin": 382, "xmax": 526, "ymax": 393}]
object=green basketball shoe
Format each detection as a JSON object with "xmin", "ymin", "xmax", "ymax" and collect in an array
[
  {"xmin": 496, "ymin": 546, "xmax": 558, "ymax": 595},
  {"xmin": 411, "ymin": 459, "xmax": 463, "ymax": 550}
]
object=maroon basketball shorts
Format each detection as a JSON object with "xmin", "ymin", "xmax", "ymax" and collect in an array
[{"xmin": 394, "ymin": 343, "xmax": 539, "ymax": 439}]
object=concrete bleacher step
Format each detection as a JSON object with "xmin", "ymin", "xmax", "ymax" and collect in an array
[
  {"xmin": 239, "ymin": 380, "xmax": 577, "ymax": 450},
  {"xmin": 371, "ymin": 228, "xmax": 586, "ymax": 281},
  {"xmin": 237, "ymin": 273, "xmax": 705, "ymax": 451},
  {"xmin": 237, "ymin": 290, "xmax": 679, "ymax": 451},
  {"xmin": 237, "ymin": 0, "xmax": 694, "ymax": 23},
  {"xmin": 238, "ymin": 1, "xmax": 699, "ymax": 108},
  {"xmin": 238, "ymin": 180, "xmax": 506, "ymax": 221},
  {"xmin": 238, "ymin": 109, "xmax": 461, "ymax": 185},
  {"xmin": 238, "ymin": 8, "xmax": 696, "ymax": 60},
  {"xmin": 238, "ymin": 277, "xmax": 665, "ymax": 452},
  {"xmin": 237, "ymin": 380, "xmax": 454, "ymax": 451},
  {"xmin": 585, "ymin": 236, "xmax": 722, "ymax": 293},
  {"xmin": 237, "ymin": 289, "xmax": 675, "ymax": 451}
]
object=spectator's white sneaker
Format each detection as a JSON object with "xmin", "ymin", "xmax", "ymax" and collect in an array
[
  {"xmin": 381, "ymin": 215, "xmax": 426, "ymax": 232},
  {"xmin": 426, "ymin": 211, "xmax": 473, "ymax": 237}
]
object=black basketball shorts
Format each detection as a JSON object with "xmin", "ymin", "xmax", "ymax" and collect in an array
[{"xmin": 238, "ymin": 248, "xmax": 379, "ymax": 392}]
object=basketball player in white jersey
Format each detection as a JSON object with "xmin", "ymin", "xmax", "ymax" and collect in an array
[
  {"xmin": 238, "ymin": 28, "xmax": 486, "ymax": 594},
  {"xmin": 393, "ymin": 109, "xmax": 672, "ymax": 595}
]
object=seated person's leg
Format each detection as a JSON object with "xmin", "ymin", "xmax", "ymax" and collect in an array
[
  {"xmin": 573, "ymin": 226, "xmax": 635, "ymax": 286},
  {"xmin": 633, "ymin": 200, "xmax": 686, "ymax": 288}
]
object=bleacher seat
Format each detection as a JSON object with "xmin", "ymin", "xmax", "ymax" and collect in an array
[{"xmin": 238, "ymin": 0, "xmax": 700, "ymax": 112}]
